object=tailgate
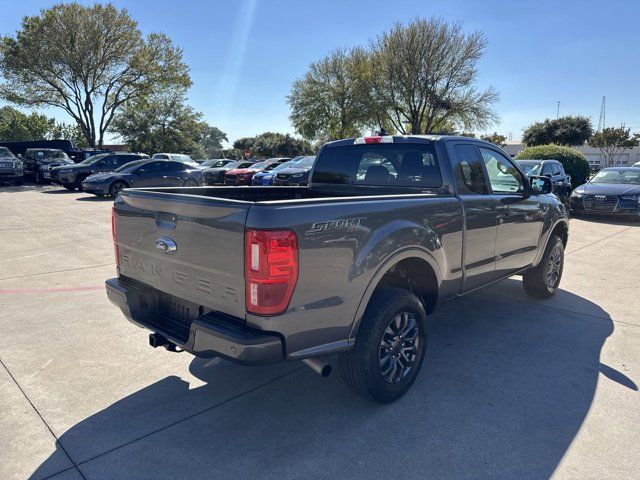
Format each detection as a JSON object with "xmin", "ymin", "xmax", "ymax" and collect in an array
[{"xmin": 114, "ymin": 190, "xmax": 249, "ymax": 319}]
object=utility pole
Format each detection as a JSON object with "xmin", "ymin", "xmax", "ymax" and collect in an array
[
  {"xmin": 597, "ymin": 96, "xmax": 606, "ymax": 131},
  {"xmin": 556, "ymin": 101, "xmax": 560, "ymax": 119}
]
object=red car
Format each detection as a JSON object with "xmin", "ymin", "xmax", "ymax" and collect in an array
[{"xmin": 224, "ymin": 161, "xmax": 284, "ymax": 185}]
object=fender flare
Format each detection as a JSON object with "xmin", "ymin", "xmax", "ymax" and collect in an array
[
  {"xmin": 534, "ymin": 218, "xmax": 569, "ymax": 266},
  {"xmin": 347, "ymin": 247, "xmax": 442, "ymax": 346}
]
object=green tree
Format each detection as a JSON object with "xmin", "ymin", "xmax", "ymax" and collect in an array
[
  {"xmin": 522, "ymin": 116, "xmax": 593, "ymax": 146},
  {"xmin": 0, "ymin": 106, "xmax": 53, "ymax": 140},
  {"xmin": 0, "ymin": 3, "xmax": 190, "ymax": 148},
  {"xmin": 288, "ymin": 48, "xmax": 370, "ymax": 142},
  {"xmin": 481, "ymin": 132, "xmax": 507, "ymax": 147},
  {"xmin": 588, "ymin": 126, "xmax": 640, "ymax": 167},
  {"xmin": 50, "ymin": 122, "xmax": 89, "ymax": 148},
  {"xmin": 516, "ymin": 144, "xmax": 591, "ymax": 186},
  {"xmin": 110, "ymin": 87, "xmax": 222, "ymax": 159},
  {"xmin": 200, "ymin": 125, "xmax": 228, "ymax": 159},
  {"xmin": 0, "ymin": 105, "xmax": 88, "ymax": 147},
  {"xmin": 233, "ymin": 132, "xmax": 312, "ymax": 158},
  {"xmin": 369, "ymin": 18, "xmax": 498, "ymax": 134}
]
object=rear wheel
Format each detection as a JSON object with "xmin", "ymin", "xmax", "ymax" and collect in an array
[
  {"xmin": 183, "ymin": 178, "xmax": 199, "ymax": 187},
  {"xmin": 338, "ymin": 286, "xmax": 427, "ymax": 403},
  {"xmin": 63, "ymin": 184, "xmax": 75, "ymax": 191},
  {"xmin": 75, "ymin": 176, "xmax": 88, "ymax": 191},
  {"xmin": 109, "ymin": 180, "xmax": 127, "ymax": 198},
  {"xmin": 522, "ymin": 235, "xmax": 564, "ymax": 298}
]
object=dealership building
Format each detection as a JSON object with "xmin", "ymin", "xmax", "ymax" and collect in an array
[{"xmin": 503, "ymin": 142, "xmax": 640, "ymax": 167}]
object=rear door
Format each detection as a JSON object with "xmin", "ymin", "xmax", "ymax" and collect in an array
[
  {"xmin": 479, "ymin": 147, "xmax": 543, "ymax": 276},
  {"xmin": 448, "ymin": 142, "xmax": 499, "ymax": 292},
  {"xmin": 162, "ymin": 162, "xmax": 188, "ymax": 186},
  {"xmin": 114, "ymin": 191, "xmax": 250, "ymax": 318},
  {"xmin": 130, "ymin": 161, "xmax": 171, "ymax": 187}
]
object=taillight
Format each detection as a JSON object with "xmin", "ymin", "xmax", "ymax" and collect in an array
[
  {"xmin": 111, "ymin": 207, "xmax": 120, "ymax": 266},
  {"xmin": 245, "ymin": 229, "xmax": 298, "ymax": 315}
]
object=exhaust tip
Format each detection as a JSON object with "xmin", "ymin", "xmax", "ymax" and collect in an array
[{"xmin": 302, "ymin": 358, "xmax": 332, "ymax": 377}]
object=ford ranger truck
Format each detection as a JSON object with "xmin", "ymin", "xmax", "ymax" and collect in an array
[{"xmin": 106, "ymin": 135, "xmax": 569, "ymax": 403}]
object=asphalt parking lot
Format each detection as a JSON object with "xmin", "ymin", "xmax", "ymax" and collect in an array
[{"xmin": 1, "ymin": 184, "xmax": 639, "ymax": 480}]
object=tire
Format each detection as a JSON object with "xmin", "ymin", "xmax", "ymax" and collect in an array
[
  {"xmin": 183, "ymin": 178, "xmax": 198, "ymax": 187},
  {"xmin": 63, "ymin": 184, "xmax": 75, "ymax": 191},
  {"xmin": 35, "ymin": 170, "xmax": 45, "ymax": 184},
  {"xmin": 338, "ymin": 286, "xmax": 427, "ymax": 403},
  {"xmin": 522, "ymin": 235, "xmax": 564, "ymax": 299},
  {"xmin": 14, "ymin": 178, "xmax": 24, "ymax": 186},
  {"xmin": 109, "ymin": 180, "xmax": 127, "ymax": 198},
  {"xmin": 75, "ymin": 176, "xmax": 88, "ymax": 192}
]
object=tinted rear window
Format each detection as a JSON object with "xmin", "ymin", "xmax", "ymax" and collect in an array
[{"xmin": 312, "ymin": 143, "xmax": 441, "ymax": 187}]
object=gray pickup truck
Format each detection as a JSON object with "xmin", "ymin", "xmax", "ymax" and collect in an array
[{"xmin": 107, "ymin": 135, "xmax": 569, "ymax": 403}]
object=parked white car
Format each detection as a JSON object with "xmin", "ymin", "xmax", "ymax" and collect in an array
[{"xmin": 152, "ymin": 153, "xmax": 197, "ymax": 166}]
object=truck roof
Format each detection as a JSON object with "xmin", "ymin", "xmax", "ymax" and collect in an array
[{"xmin": 322, "ymin": 135, "xmax": 497, "ymax": 148}]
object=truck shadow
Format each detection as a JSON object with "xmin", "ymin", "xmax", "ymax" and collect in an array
[{"xmin": 30, "ymin": 280, "xmax": 632, "ymax": 479}]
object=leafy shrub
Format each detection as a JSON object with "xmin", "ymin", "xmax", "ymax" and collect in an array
[{"xmin": 515, "ymin": 144, "xmax": 590, "ymax": 186}]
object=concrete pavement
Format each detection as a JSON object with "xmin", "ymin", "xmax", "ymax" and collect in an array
[{"xmin": 0, "ymin": 184, "xmax": 638, "ymax": 479}]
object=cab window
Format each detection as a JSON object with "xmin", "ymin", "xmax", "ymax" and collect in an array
[
  {"xmin": 479, "ymin": 148, "xmax": 525, "ymax": 194},
  {"xmin": 452, "ymin": 144, "xmax": 489, "ymax": 195}
]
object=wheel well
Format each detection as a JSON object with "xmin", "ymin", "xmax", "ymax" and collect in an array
[
  {"xmin": 374, "ymin": 257, "xmax": 438, "ymax": 314},
  {"xmin": 551, "ymin": 221, "xmax": 569, "ymax": 247}
]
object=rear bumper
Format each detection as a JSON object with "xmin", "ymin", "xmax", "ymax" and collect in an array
[{"xmin": 106, "ymin": 277, "xmax": 284, "ymax": 364}]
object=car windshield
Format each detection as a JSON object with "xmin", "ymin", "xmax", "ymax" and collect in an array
[
  {"xmin": 0, "ymin": 147, "xmax": 14, "ymax": 157},
  {"xmin": 295, "ymin": 156, "xmax": 316, "ymax": 167},
  {"xmin": 171, "ymin": 154, "xmax": 192, "ymax": 162},
  {"xmin": 517, "ymin": 162, "xmax": 542, "ymax": 175},
  {"xmin": 248, "ymin": 162, "xmax": 269, "ymax": 171},
  {"xmin": 590, "ymin": 169, "xmax": 640, "ymax": 185},
  {"xmin": 201, "ymin": 160, "xmax": 229, "ymax": 168},
  {"xmin": 80, "ymin": 153, "xmax": 110, "ymax": 165},
  {"xmin": 271, "ymin": 161, "xmax": 296, "ymax": 172},
  {"xmin": 115, "ymin": 160, "xmax": 148, "ymax": 172}
]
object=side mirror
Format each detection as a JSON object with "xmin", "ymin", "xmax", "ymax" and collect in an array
[
  {"xmin": 530, "ymin": 175, "xmax": 552, "ymax": 194},
  {"xmin": 16, "ymin": 154, "xmax": 22, "ymax": 159}
]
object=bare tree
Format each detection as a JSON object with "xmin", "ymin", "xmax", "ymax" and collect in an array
[{"xmin": 0, "ymin": 3, "xmax": 190, "ymax": 148}]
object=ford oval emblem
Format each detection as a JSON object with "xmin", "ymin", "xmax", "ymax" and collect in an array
[{"xmin": 155, "ymin": 236, "xmax": 177, "ymax": 254}]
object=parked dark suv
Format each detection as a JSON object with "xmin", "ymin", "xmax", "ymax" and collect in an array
[
  {"xmin": 0, "ymin": 146, "xmax": 24, "ymax": 186},
  {"xmin": 23, "ymin": 148, "xmax": 74, "ymax": 183},
  {"xmin": 515, "ymin": 159, "xmax": 572, "ymax": 205},
  {"xmin": 81, "ymin": 159, "xmax": 204, "ymax": 197},
  {"xmin": 51, "ymin": 152, "xmax": 148, "ymax": 191}
]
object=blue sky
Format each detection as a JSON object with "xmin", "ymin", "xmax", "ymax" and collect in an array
[{"xmin": 1, "ymin": 0, "xmax": 639, "ymax": 145}]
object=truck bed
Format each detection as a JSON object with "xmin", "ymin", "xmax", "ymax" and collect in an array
[{"xmin": 126, "ymin": 185, "xmax": 442, "ymax": 204}]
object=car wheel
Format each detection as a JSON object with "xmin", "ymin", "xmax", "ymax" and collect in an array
[
  {"xmin": 338, "ymin": 286, "xmax": 427, "ymax": 403},
  {"xmin": 14, "ymin": 178, "xmax": 24, "ymax": 186},
  {"xmin": 75, "ymin": 176, "xmax": 88, "ymax": 191},
  {"xmin": 63, "ymin": 184, "xmax": 75, "ymax": 191},
  {"xmin": 35, "ymin": 171, "xmax": 45, "ymax": 184},
  {"xmin": 522, "ymin": 235, "xmax": 564, "ymax": 299},
  {"xmin": 109, "ymin": 180, "xmax": 127, "ymax": 198},
  {"xmin": 183, "ymin": 178, "xmax": 199, "ymax": 187}
]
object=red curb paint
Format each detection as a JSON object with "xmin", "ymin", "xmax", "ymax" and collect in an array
[{"xmin": 0, "ymin": 285, "xmax": 103, "ymax": 294}]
